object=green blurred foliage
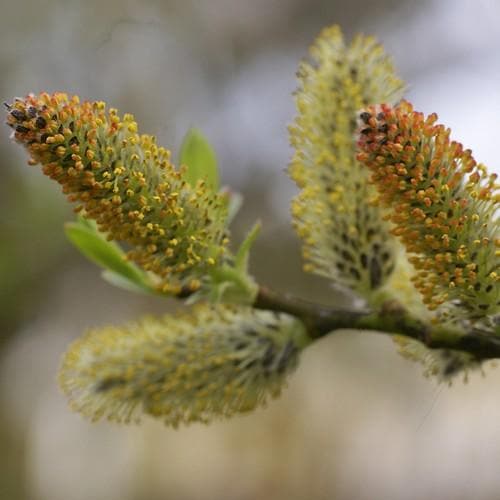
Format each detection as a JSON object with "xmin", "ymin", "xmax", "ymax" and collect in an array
[{"xmin": 0, "ymin": 160, "xmax": 68, "ymax": 342}]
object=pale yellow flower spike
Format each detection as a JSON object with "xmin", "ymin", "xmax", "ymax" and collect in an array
[
  {"xmin": 289, "ymin": 25, "xmax": 405, "ymax": 296},
  {"xmin": 59, "ymin": 305, "xmax": 310, "ymax": 427}
]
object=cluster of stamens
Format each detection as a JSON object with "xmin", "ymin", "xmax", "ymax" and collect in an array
[
  {"xmin": 357, "ymin": 101, "xmax": 500, "ymax": 318},
  {"xmin": 6, "ymin": 92, "xmax": 229, "ymax": 293},
  {"xmin": 288, "ymin": 25, "xmax": 405, "ymax": 296},
  {"xmin": 59, "ymin": 305, "xmax": 310, "ymax": 426}
]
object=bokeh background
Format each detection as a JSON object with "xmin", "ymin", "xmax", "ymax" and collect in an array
[{"xmin": 1, "ymin": 1, "xmax": 500, "ymax": 499}]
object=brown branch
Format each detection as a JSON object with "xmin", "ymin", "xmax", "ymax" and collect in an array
[
  {"xmin": 254, "ymin": 285, "xmax": 369, "ymax": 337},
  {"xmin": 253, "ymin": 286, "xmax": 500, "ymax": 362}
]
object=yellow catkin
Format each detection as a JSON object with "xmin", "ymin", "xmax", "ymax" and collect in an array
[
  {"xmin": 58, "ymin": 305, "xmax": 310, "ymax": 427},
  {"xmin": 357, "ymin": 101, "xmax": 500, "ymax": 320},
  {"xmin": 393, "ymin": 335, "xmax": 479, "ymax": 383},
  {"xmin": 6, "ymin": 92, "xmax": 228, "ymax": 292},
  {"xmin": 288, "ymin": 25, "xmax": 406, "ymax": 295}
]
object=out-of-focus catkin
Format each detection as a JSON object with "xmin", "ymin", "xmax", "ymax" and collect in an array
[
  {"xmin": 288, "ymin": 25, "xmax": 405, "ymax": 296},
  {"xmin": 59, "ymin": 305, "xmax": 310, "ymax": 426}
]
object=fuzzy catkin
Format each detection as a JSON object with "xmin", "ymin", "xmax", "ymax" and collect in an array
[
  {"xmin": 59, "ymin": 305, "xmax": 310, "ymax": 426},
  {"xmin": 6, "ymin": 92, "xmax": 228, "ymax": 294},
  {"xmin": 357, "ymin": 101, "xmax": 500, "ymax": 319},
  {"xmin": 288, "ymin": 25, "xmax": 406, "ymax": 296}
]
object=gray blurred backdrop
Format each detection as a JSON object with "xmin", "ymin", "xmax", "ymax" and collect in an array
[{"xmin": 1, "ymin": 1, "xmax": 500, "ymax": 499}]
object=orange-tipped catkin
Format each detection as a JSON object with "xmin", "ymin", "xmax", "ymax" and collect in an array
[
  {"xmin": 357, "ymin": 101, "xmax": 500, "ymax": 319},
  {"xmin": 6, "ymin": 93, "xmax": 228, "ymax": 293}
]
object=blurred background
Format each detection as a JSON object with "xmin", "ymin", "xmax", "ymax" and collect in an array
[{"xmin": 1, "ymin": 0, "xmax": 500, "ymax": 499}]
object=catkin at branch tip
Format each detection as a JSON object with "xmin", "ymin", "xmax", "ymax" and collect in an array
[
  {"xmin": 5, "ymin": 92, "xmax": 229, "ymax": 294},
  {"xmin": 288, "ymin": 25, "xmax": 406, "ymax": 296}
]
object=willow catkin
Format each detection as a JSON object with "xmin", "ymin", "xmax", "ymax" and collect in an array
[
  {"xmin": 59, "ymin": 305, "xmax": 310, "ymax": 427},
  {"xmin": 6, "ymin": 92, "xmax": 228, "ymax": 294}
]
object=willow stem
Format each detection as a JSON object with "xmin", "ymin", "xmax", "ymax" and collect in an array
[
  {"xmin": 254, "ymin": 285, "xmax": 368, "ymax": 337},
  {"xmin": 253, "ymin": 286, "xmax": 500, "ymax": 361}
]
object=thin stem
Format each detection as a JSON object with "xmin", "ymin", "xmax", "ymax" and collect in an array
[
  {"xmin": 254, "ymin": 285, "xmax": 368, "ymax": 337},
  {"xmin": 254, "ymin": 286, "xmax": 500, "ymax": 361}
]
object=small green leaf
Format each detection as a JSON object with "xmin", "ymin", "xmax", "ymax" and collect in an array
[
  {"xmin": 65, "ymin": 218, "xmax": 155, "ymax": 294},
  {"xmin": 207, "ymin": 264, "xmax": 258, "ymax": 305},
  {"xmin": 101, "ymin": 270, "xmax": 152, "ymax": 295},
  {"xmin": 179, "ymin": 128, "xmax": 219, "ymax": 191},
  {"xmin": 219, "ymin": 187, "xmax": 243, "ymax": 225},
  {"xmin": 235, "ymin": 221, "xmax": 261, "ymax": 272},
  {"xmin": 75, "ymin": 215, "xmax": 96, "ymax": 231}
]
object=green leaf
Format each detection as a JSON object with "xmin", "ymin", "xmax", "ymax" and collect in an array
[
  {"xmin": 75, "ymin": 215, "xmax": 96, "ymax": 231},
  {"xmin": 101, "ymin": 270, "xmax": 153, "ymax": 295},
  {"xmin": 235, "ymin": 221, "xmax": 261, "ymax": 272},
  {"xmin": 207, "ymin": 264, "xmax": 258, "ymax": 305},
  {"xmin": 219, "ymin": 188, "xmax": 243, "ymax": 225},
  {"xmin": 179, "ymin": 128, "xmax": 219, "ymax": 191},
  {"xmin": 65, "ymin": 218, "xmax": 155, "ymax": 294}
]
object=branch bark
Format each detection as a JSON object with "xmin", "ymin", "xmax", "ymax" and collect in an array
[{"xmin": 254, "ymin": 286, "xmax": 500, "ymax": 361}]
